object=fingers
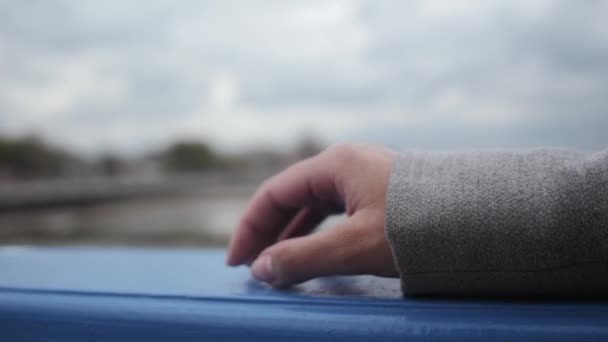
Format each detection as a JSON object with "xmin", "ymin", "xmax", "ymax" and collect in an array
[
  {"xmin": 277, "ymin": 207, "xmax": 328, "ymax": 241},
  {"xmin": 250, "ymin": 213, "xmax": 389, "ymax": 287},
  {"xmin": 227, "ymin": 154, "xmax": 343, "ymax": 266}
]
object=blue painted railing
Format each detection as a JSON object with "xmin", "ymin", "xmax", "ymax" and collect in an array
[{"xmin": 0, "ymin": 247, "xmax": 607, "ymax": 341}]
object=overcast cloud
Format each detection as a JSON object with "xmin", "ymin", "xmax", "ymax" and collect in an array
[{"xmin": 0, "ymin": 0, "xmax": 607, "ymax": 155}]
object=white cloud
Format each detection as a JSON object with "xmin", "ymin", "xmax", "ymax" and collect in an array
[
  {"xmin": 5, "ymin": 57, "xmax": 125, "ymax": 118},
  {"xmin": 207, "ymin": 73, "xmax": 239, "ymax": 111},
  {"xmin": 0, "ymin": 0, "xmax": 607, "ymax": 155}
]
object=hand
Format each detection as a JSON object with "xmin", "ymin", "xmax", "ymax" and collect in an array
[{"xmin": 227, "ymin": 143, "xmax": 399, "ymax": 287}]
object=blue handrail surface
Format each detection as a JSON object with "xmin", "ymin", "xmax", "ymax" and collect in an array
[{"xmin": 0, "ymin": 247, "xmax": 606, "ymax": 341}]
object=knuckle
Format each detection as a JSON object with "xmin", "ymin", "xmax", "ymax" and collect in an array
[
  {"xmin": 324, "ymin": 143, "xmax": 359, "ymax": 166},
  {"xmin": 359, "ymin": 144, "xmax": 393, "ymax": 160},
  {"xmin": 363, "ymin": 143, "xmax": 388, "ymax": 154},
  {"xmin": 256, "ymin": 175, "xmax": 276, "ymax": 195},
  {"xmin": 326, "ymin": 142, "xmax": 356, "ymax": 156}
]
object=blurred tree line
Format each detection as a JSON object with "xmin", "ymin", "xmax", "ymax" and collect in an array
[
  {"xmin": 0, "ymin": 136, "xmax": 76, "ymax": 179},
  {"xmin": 0, "ymin": 134, "xmax": 322, "ymax": 181},
  {"xmin": 163, "ymin": 140, "xmax": 232, "ymax": 172},
  {"xmin": 0, "ymin": 135, "xmax": 245, "ymax": 181}
]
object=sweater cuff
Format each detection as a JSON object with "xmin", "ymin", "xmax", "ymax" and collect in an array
[{"xmin": 383, "ymin": 150, "xmax": 608, "ymax": 296}]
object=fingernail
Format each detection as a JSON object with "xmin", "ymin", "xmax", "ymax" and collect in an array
[{"xmin": 251, "ymin": 255, "xmax": 275, "ymax": 284}]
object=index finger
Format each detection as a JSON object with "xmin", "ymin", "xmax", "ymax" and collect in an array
[{"xmin": 226, "ymin": 153, "xmax": 343, "ymax": 266}]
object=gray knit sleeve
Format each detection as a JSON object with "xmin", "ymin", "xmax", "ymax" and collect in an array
[{"xmin": 385, "ymin": 149, "xmax": 608, "ymax": 296}]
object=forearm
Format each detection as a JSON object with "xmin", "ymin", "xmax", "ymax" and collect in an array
[{"xmin": 385, "ymin": 149, "xmax": 608, "ymax": 296}]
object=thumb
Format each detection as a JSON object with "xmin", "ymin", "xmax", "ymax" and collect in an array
[{"xmin": 250, "ymin": 214, "xmax": 384, "ymax": 287}]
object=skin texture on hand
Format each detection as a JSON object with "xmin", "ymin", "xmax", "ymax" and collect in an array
[{"xmin": 226, "ymin": 143, "xmax": 399, "ymax": 287}]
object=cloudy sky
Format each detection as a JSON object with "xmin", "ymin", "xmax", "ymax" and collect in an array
[{"xmin": 1, "ymin": 0, "xmax": 607, "ymax": 156}]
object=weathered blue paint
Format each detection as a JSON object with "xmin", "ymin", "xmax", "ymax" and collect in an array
[{"xmin": 0, "ymin": 247, "xmax": 607, "ymax": 341}]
